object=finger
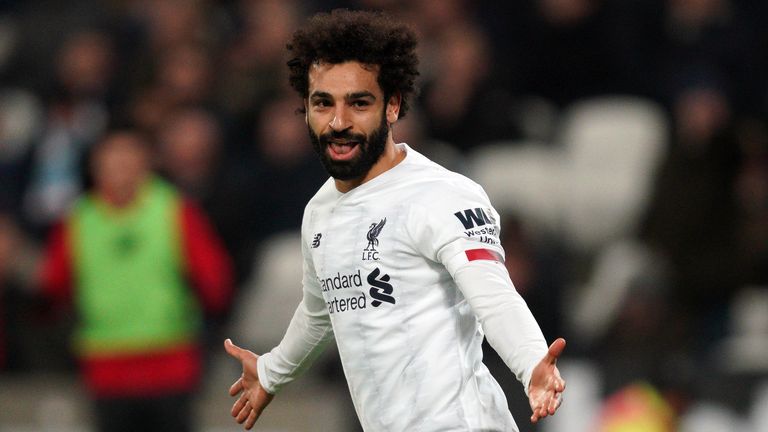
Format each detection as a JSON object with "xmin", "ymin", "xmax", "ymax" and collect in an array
[
  {"xmin": 533, "ymin": 391, "xmax": 554, "ymax": 420},
  {"xmin": 538, "ymin": 402, "xmax": 550, "ymax": 420},
  {"xmin": 548, "ymin": 392, "xmax": 563, "ymax": 414},
  {"xmin": 531, "ymin": 409, "xmax": 541, "ymax": 423},
  {"xmin": 231, "ymin": 392, "xmax": 247, "ymax": 417},
  {"xmin": 244, "ymin": 409, "xmax": 258, "ymax": 430},
  {"xmin": 229, "ymin": 377, "xmax": 244, "ymax": 397},
  {"xmin": 224, "ymin": 338, "xmax": 244, "ymax": 361},
  {"xmin": 543, "ymin": 338, "xmax": 566, "ymax": 365},
  {"xmin": 540, "ymin": 411, "xmax": 550, "ymax": 421},
  {"xmin": 236, "ymin": 400, "xmax": 251, "ymax": 424},
  {"xmin": 554, "ymin": 375, "xmax": 566, "ymax": 393},
  {"xmin": 546, "ymin": 393, "xmax": 557, "ymax": 414},
  {"xmin": 529, "ymin": 395, "xmax": 544, "ymax": 423},
  {"xmin": 253, "ymin": 392, "xmax": 270, "ymax": 418}
]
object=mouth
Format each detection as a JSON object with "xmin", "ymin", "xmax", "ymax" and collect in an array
[{"xmin": 328, "ymin": 140, "xmax": 360, "ymax": 161}]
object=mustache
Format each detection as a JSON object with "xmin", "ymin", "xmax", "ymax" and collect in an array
[{"xmin": 319, "ymin": 129, "xmax": 367, "ymax": 143}]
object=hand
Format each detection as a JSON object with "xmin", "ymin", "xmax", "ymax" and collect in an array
[
  {"xmin": 224, "ymin": 338, "xmax": 274, "ymax": 430},
  {"xmin": 528, "ymin": 337, "xmax": 566, "ymax": 424}
]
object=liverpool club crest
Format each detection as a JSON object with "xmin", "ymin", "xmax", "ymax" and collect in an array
[{"xmin": 362, "ymin": 218, "xmax": 386, "ymax": 260}]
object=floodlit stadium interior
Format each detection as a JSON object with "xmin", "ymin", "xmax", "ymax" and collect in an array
[{"xmin": 1, "ymin": 0, "xmax": 767, "ymax": 430}]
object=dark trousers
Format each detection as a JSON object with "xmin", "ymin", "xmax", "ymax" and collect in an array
[{"xmin": 93, "ymin": 392, "xmax": 193, "ymax": 432}]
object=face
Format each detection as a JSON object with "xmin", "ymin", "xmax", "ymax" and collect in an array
[
  {"xmin": 92, "ymin": 133, "xmax": 151, "ymax": 206},
  {"xmin": 305, "ymin": 61, "xmax": 399, "ymax": 180},
  {"xmin": 159, "ymin": 110, "xmax": 219, "ymax": 183}
]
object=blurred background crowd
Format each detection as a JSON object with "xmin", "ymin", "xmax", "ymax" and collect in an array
[{"xmin": 1, "ymin": 0, "xmax": 767, "ymax": 430}]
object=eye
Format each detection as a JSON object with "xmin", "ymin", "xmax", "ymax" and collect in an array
[
  {"xmin": 351, "ymin": 100, "xmax": 370, "ymax": 108},
  {"xmin": 312, "ymin": 99, "xmax": 331, "ymax": 109}
]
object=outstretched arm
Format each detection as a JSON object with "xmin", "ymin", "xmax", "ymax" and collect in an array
[
  {"xmin": 224, "ymin": 339, "xmax": 274, "ymax": 430},
  {"xmin": 452, "ymin": 260, "xmax": 567, "ymax": 423},
  {"xmin": 528, "ymin": 338, "xmax": 566, "ymax": 423},
  {"xmin": 405, "ymin": 182, "xmax": 567, "ymax": 423},
  {"xmin": 223, "ymin": 235, "xmax": 333, "ymax": 428}
]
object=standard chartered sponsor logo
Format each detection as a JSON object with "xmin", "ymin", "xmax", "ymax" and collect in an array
[
  {"xmin": 320, "ymin": 270, "xmax": 363, "ymax": 292},
  {"xmin": 367, "ymin": 267, "xmax": 395, "ymax": 306},
  {"xmin": 321, "ymin": 267, "xmax": 395, "ymax": 314},
  {"xmin": 326, "ymin": 292, "xmax": 367, "ymax": 314}
]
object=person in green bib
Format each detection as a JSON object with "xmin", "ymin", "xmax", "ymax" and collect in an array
[{"xmin": 41, "ymin": 130, "xmax": 234, "ymax": 432}]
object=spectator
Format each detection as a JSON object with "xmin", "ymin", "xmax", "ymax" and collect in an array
[
  {"xmin": 0, "ymin": 213, "xmax": 21, "ymax": 370},
  {"xmin": 217, "ymin": 0, "xmax": 301, "ymax": 124},
  {"xmin": 734, "ymin": 119, "xmax": 768, "ymax": 285},
  {"xmin": 0, "ymin": 88, "xmax": 42, "ymax": 215},
  {"xmin": 0, "ymin": 210, "xmax": 56, "ymax": 374},
  {"xmin": 245, "ymin": 94, "xmax": 328, "ymax": 250},
  {"xmin": 23, "ymin": 29, "xmax": 115, "ymax": 238},
  {"xmin": 640, "ymin": 83, "xmax": 743, "ymax": 355},
  {"xmin": 408, "ymin": 0, "xmax": 522, "ymax": 152},
  {"xmin": 40, "ymin": 130, "xmax": 233, "ymax": 432},
  {"xmin": 418, "ymin": 21, "xmax": 520, "ymax": 152},
  {"xmin": 156, "ymin": 107, "xmax": 256, "ymax": 284},
  {"xmin": 494, "ymin": 0, "xmax": 620, "ymax": 107},
  {"xmin": 128, "ymin": 42, "xmax": 216, "ymax": 135},
  {"xmin": 126, "ymin": 0, "xmax": 214, "ymax": 56}
]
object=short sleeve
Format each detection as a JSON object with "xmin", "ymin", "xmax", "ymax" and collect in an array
[{"xmin": 406, "ymin": 179, "xmax": 505, "ymax": 276}]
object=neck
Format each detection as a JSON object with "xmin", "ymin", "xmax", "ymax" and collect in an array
[{"xmin": 334, "ymin": 137, "xmax": 404, "ymax": 193}]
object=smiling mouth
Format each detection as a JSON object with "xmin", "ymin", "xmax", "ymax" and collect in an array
[{"xmin": 328, "ymin": 140, "xmax": 359, "ymax": 159}]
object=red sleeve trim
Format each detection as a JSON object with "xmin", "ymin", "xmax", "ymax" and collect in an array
[
  {"xmin": 465, "ymin": 248, "xmax": 504, "ymax": 263},
  {"xmin": 179, "ymin": 200, "xmax": 234, "ymax": 316}
]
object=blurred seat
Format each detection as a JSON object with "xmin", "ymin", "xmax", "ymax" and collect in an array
[
  {"xmin": 206, "ymin": 231, "xmax": 304, "ymax": 402},
  {"xmin": 557, "ymin": 96, "xmax": 668, "ymax": 252},
  {"xmin": 228, "ymin": 231, "xmax": 305, "ymax": 353},
  {"xmin": 468, "ymin": 96, "xmax": 668, "ymax": 253},
  {"xmin": 569, "ymin": 239, "xmax": 663, "ymax": 345},
  {"xmin": 750, "ymin": 380, "xmax": 768, "ymax": 432},
  {"xmin": 679, "ymin": 401, "xmax": 749, "ymax": 432},
  {"xmin": 467, "ymin": 141, "xmax": 565, "ymax": 238},
  {"xmin": 714, "ymin": 287, "xmax": 768, "ymax": 374},
  {"xmin": 542, "ymin": 360, "xmax": 601, "ymax": 432},
  {"xmin": 205, "ymin": 232, "xmax": 353, "ymax": 432}
]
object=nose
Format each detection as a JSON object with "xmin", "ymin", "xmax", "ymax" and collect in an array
[{"xmin": 329, "ymin": 107, "xmax": 351, "ymax": 132}]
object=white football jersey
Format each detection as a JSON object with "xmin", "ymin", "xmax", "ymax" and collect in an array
[{"xmin": 258, "ymin": 144, "xmax": 547, "ymax": 431}]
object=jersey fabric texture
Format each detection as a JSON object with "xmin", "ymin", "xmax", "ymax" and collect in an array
[{"xmin": 258, "ymin": 144, "xmax": 547, "ymax": 431}]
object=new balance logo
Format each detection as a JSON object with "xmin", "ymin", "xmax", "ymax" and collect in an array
[
  {"xmin": 311, "ymin": 233, "xmax": 322, "ymax": 248},
  {"xmin": 454, "ymin": 208, "xmax": 493, "ymax": 229},
  {"xmin": 367, "ymin": 267, "xmax": 395, "ymax": 307}
]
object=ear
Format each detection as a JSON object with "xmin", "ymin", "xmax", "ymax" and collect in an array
[{"xmin": 386, "ymin": 92, "xmax": 401, "ymax": 124}]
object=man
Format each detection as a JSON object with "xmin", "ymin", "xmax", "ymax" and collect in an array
[
  {"xmin": 42, "ymin": 131, "xmax": 233, "ymax": 431},
  {"xmin": 225, "ymin": 9, "xmax": 565, "ymax": 431}
]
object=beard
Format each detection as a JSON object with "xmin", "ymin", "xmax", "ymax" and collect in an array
[{"xmin": 308, "ymin": 111, "xmax": 389, "ymax": 180}]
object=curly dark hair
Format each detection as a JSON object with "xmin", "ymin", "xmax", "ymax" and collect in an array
[{"xmin": 287, "ymin": 9, "xmax": 419, "ymax": 118}]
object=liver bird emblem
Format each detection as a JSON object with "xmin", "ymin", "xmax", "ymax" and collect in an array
[{"xmin": 364, "ymin": 218, "xmax": 387, "ymax": 251}]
